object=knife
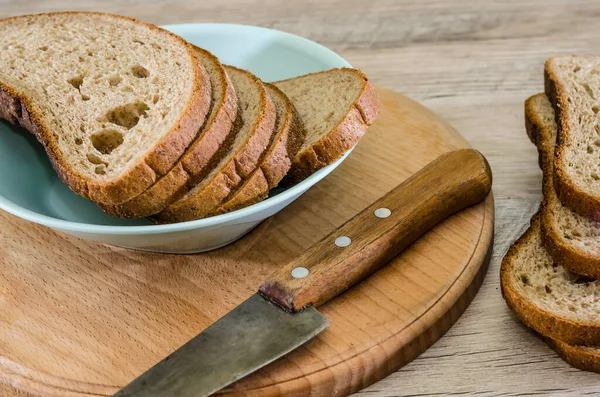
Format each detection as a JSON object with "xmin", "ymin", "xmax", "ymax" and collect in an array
[{"xmin": 115, "ymin": 148, "xmax": 492, "ymax": 397}]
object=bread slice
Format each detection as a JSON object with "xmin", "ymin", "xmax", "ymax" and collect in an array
[
  {"xmin": 526, "ymin": 93, "xmax": 600, "ymax": 279},
  {"xmin": 151, "ymin": 66, "xmax": 276, "ymax": 223},
  {"xmin": 99, "ymin": 47, "xmax": 237, "ymax": 217},
  {"xmin": 274, "ymin": 68, "xmax": 380, "ymax": 184},
  {"xmin": 545, "ymin": 56, "xmax": 600, "ymax": 218},
  {"xmin": 500, "ymin": 214, "xmax": 600, "ymax": 346},
  {"xmin": 215, "ymin": 83, "xmax": 305, "ymax": 214},
  {"xmin": 546, "ymin": 338, "xmax": 600, "ymax": 373},
  {"xmin": 0, "ymin": 12, "xmax": 212, "ymax": 205}
]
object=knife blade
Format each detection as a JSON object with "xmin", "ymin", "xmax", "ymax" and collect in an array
[{"xmin": 115, "ymin": 148, "xmax": 492, "ymax": 397}]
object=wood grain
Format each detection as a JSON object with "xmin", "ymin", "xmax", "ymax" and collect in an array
[
  {"xmin": 261, "ymin": 149, "xmax": 491, "ymax": 312},
  {"xmin": 1, "ymin": 0, "xmax": 598, "ymax": 395},
  {"xmin": 0, "ymin": 89, "xmax": 493, "ymax": 396}
]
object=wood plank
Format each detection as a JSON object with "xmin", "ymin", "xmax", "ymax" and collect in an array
[{"xmin": 1, "ymin": 0, "xmax": 599, "ymax": 395}]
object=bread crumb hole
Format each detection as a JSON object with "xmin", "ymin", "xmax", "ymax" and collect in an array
[
  {"xmin": 39, "ymin": 46, "xmax": 48, "ymax": 51},
  {"xmin": 544, "ymin": 285, "xmax": 552, "ymax": 293},
  {"xmin": 574, "ymin": 65, "xmax": 581, "ymax": 73},
  {"xmin": 574, "ymin": 275, "xmax": 595, "ymax": 284},
  {"xmin": 133, "ymin": 39, "xmax": 145, "ymax": 45},
  {"xmin": 75, "ymin": 137, "xmax": 83, "ymax": 145},
  {"xmin": 519, "ymin": 274, "xmax": 530, "ymax": 286},
  {"xmin": 584, "ymin": 83, "xmax": 595, "ymax": 99},
  {"xmin": 152, "ymin": 95, "xmax": 159, "ymax": 104},
  {"xmin": 82, "ymin": 95, "xmax": 90, "ymax": 101},
  {"xmin": 592, "ymin": 172, "xmax": 600, "ymax": 181},
  {"xmin": 67, "ymin": 76, "xmax": 83, "ymax": 90},
  {"xmin": 588, "ymin": 146, "xmax": 594, "ymax": 154},
  {"xmin": 594, "ymin": 105, "xmax": 600, "ymax": 114},
  {"xmin": 87, "ymin": 152, "xmax": 105, "ymax": 165},
  {"xmin": 91, "ymin": 129, "xmax": 124, "ymax": 154},
  {"xmin": 105, "ymin": 102, "xmax": 149, "ymax": 130},
  {"xmin": 95, "ymin": 165, "xmax": 106, "ymax": 175},
  {"xmin": 109, "ymin": 75, "xmax": 122, "ymax": 87},
  {"xmin": 131, "ymin": 65, "xmax": 150, "ymax": 78},
  {"xmin": 122, "ymin": 85, "xmax": 133, "ymax": 93}
]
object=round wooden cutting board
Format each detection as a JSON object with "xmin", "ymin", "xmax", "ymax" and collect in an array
[{"xmin": 0, "ymin": 87, "xmax": 494, "ymax": 397}]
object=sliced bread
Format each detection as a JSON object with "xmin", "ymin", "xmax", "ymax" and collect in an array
[
  {"xmin": 99, "ymin": 47, "xmax": 237, "ymax": 217},
  {"xmin": 0, "ymin": 12, "xmax": 212, "ymax": 205},
  {"xmin": 545, "ymin": 56, "xmax": 600, "ymax": 219},
  {"xmin": 274, "ymin": 68, "xmax": 379, "ymax": 184},
  {"xmin": 526, "ymin": 93, "xmax": 600, "ymax": 279},
  {"xmin": 546, "ymin": 338, "xmax": 600, "ymax": 373},
  {"xmin": 216, "ymin": 83, "xmax": 305, "ymax": 214},
  {"xmin": 500, "ymin": 214, "xmax": 600, "ymax": 346},
  {"xmin": 151, "ymin": 66, "xmax": 276, "ymax": 223}
]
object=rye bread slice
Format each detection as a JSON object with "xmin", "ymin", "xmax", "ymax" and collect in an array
[
  {"xmin": 0, "ymin": 12, "xmax": 211, "ymax": 205},
  {"xmin": 545, "ymin": 56, "xmax": 600, "ymax": 219},
  {"xmin": 215, "ymin": 83, "xmax": 305, "ymax": 214},
  {"xmin": 526, "ymin": 93, "xmax": 600, "ymax": 279},
  {"xmin": 500, "ymin": 214, "xmax": 600, "ymax": 346},
  {"xmin": 99, "ymin": 47, "xmax": 237, "ymax": 217},
  {"xmin": 545, "ymin": 338, "xmax": 600, "ymax": 373},
  {"xmin": 274, "ymin": 68, "xmax": 379, "ymax": 184},
  {"xmin": 151, "ymin": 66, "xmax": 276, "ymax": 223}
]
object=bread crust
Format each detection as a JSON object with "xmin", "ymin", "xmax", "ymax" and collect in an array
[
  {"xmin": 0, "ymin": 12, "xmax": 211, "ymax": 205},
  {"xmin": 525, "ymin": 93, "xmax": 600, "ymax": 279},
  {"xmin": 278, "ymin": 68, "xmax": 380, "ymax": 185},
  {"xmin": 217, "ymin": 169, "xmax": 271, "ymax": 213},
  {"xmin": 500, "ymin": 215, "xmax": 600, "ymax": 346},
  {"xmin": 544, "ymin": 58, "xmax": 600, "ymax": 219},
  {"xmin": 216, "ymin": 83, "xmax": 306, "ymax": 214},
  {"xmin": 546, "ymin": 338, "xmax": 600, "ymax": 373},
  {"xmin": 100, "ymin": 48, "xmax": 237, "ymax": 218},
  {"xmin": 151, "ymin": 66, "xmax": 276, "ymax": 223}
]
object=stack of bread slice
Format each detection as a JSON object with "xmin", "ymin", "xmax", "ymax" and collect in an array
[
  {"xmin": 0, "ymin": 12, "xmax": 380, "ymax": 223},
  {"xmin": 501, "ymin": 56, "xmax": 600, "ymax": 372}
]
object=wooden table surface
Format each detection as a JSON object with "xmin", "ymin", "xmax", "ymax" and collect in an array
[{"xmin": 1, "ymin": 0, "xmax": 599, "ymax": 396}]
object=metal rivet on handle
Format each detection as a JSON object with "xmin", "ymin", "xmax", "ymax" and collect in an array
[
  {"xmin": 374, "ymin": 208, "xmax": 391, "ymax": 218},
  {"xmin": 335, "ymin": 236, "xmax": 352, "ymax": 247},
  {"xmin": 291, "ymin": 267, "xmax": 310, "ymax": 279}
]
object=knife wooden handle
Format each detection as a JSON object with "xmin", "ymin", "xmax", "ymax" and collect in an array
[{"xmin": 259, "ymin": 148, "xmax": 492, "ymax": 312}]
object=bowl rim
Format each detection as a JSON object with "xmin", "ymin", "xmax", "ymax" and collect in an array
[{"xmin": 0, "ymin": 23, "xmax": 352, "ymax": 235}]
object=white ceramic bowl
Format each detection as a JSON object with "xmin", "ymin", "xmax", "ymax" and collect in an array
[{"xmin": 0, "ymin": 23, "xmax": 353, "ymax": 253}]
